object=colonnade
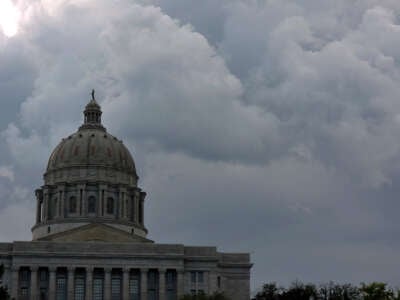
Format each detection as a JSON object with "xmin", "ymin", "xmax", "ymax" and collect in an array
[{"xmin": 11, "ymin": 265, "xmax": 185, "ymax": 300}]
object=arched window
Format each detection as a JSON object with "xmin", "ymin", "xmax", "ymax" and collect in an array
[
  {"xmin": 106, "ymin": 197, "xmax": 114, "ymax": 215},
  {"xmin": 88, "ymin": 196, "xmax": 96, "ymax": 214},
  {"xmin": 69, "ymin": 196, "xmax": 77, "ymax": 214}
]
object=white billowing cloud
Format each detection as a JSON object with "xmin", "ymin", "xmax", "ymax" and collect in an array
[
  {"xmin": 3, "ymin": 0, "xmax": 282, "ymax": 168},
  {"xmin": 213, "ymin": 1, "xmax": 400, "ymax": 187},
  {"xmin": 140, "ymin": 0, "xmax": 400, "ymax": 187},
  {"xmin": 8, "ymin": 0, "xmax": 400, "ymax": 187},
  {"xmin": 4, "ymin": 0, "xmax": 400, "ymax": 292}
]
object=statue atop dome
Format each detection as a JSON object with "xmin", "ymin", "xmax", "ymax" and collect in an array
[{"xmin": 80, "ymin": 89, "xmax": 105, "ymax": 131}]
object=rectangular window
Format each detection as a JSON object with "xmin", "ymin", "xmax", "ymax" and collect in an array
[
  {"xmin": 190, "ymin": 272, "xmax": 196, "ymax": 284},
  {"xmin": 129, "ymin": 278, "xmax": 140, "ymax": 300},
  {"xmin": 107, "ymin": 198, "xmax": 114, "ymax": 214},
  {"xmin": 38, "ymin": 269, "xmax": 49, "ymax": 299},
  {"xmin": 88, "ymin": 196, "xmax": 96, "ymax": 214},
  {"xmin": 93, "ymin": 278, "xmax": 104, "ymax": 300},
  {"xmin": 197, "ymin": 272, "xmax": 204, "ymax": 283},
  {"xmin": 56, "ymin": 277, "xmax": 67, "ymax": 300},
  {"xmin": 21, "ymin": 287, "xmax": 28, "ymax": 296},
  {"xmin": 111, "ymin": 276, "xmax": 121, "ymax": 300},
  {"xmin": 69, "ymin": 197, "xmax": 77, "ymax": 213},
  {"xmin": 147, "ymin": 270, "xmax": 159, "ymax": 300},
  {"xmin": 166, "ymin": 270, "xmax": 177, "ymax": 300},
  {"xmin": 19, "ymin": 268, "xmax": 31, "ymax": 300},
  {"xmin": 39, "ymin": 270, "xmax": 48, "ymax": 282},
  {"xmin": 74, "ymin": 276, "xmax": 85, "ymax": 300},
  {"xmin": 21, "ymin": 270, "xmax": 29, "ymax": 281},
  {"xmin": 40, "ymin": 288, "xmax": 48, "ymax": 299}
]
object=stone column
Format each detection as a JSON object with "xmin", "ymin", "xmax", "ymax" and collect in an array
[
  {"xmin": 85, "ymin": 267, "xmax": 93, "ymax": 300},
  {"xmin": 57, "ymin": 188, "xmax": 64, "ymax": 218},
  {"xmin": 98, "ymin": 185, "xmax": 103, "ymax": 217},
  {"xmin": 122, "ymin": 191, "xmax": 126, "ymax": 219},
  {"xmin": 78, "ymin": 184, "xmax": 84, "ymax": 216},
  {"xmin": 49, "ymin": 267, "xmax": 57, "ymax": 300},
  {"xmin": 68, "ymin": 267, "xmax": 75, "ymax": 299},
  {"xmin": 123, "ymin": 268, "xmax": 130, "ymax": 300},
  {"xmin": 30, "ymin": 266, "xmax": 38, "ymax": 300},
  {"xmin": 159, "ymin": 268, "xmax": 166, "ymax": 300},
  {"xmin": 10, "ymin": 266, "xmax": 19, "ymax": 300},
  {"xmin": 177, "ymin": 270, "xmax": 185, "ymax": 299},
  {"xmin": 140, "ymin": 268, "xmax": 148, "ymax": 300},
  {"xmin": 35, "ymin": 194, "xmax": 41, "ymax": 224},
  {"xmin": 104, "ymin": 268, "xmax": 112, "ymax": 300},
  {"xmin": 100, "ymin": 185, "xmax": 107, "ymax": 217},
  {"xmin": 134, "ymin": 192, "xmax": 139, "ymax": 224},
  {"xmin": 118, "ymin": 189, "xmax": 123, "ymax": 219},
  {"xmin": 82, "ymin": 185, "xmax": 87, "ymax": 217},
  {"xmin": 210, "ymin": 271, "xmax": 220, "ymax": 294},
  {"xmin": 43, "ymin": 191, "xmax": 49, "ymax": 221},
  {"xmin": 61, "ymin": 187, "xmax": 66, "ymax": 218}
]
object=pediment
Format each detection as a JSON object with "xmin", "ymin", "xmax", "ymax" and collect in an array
[{"xmin": 39, "ymin": 223, "xmax": 152, "ymax": 243}]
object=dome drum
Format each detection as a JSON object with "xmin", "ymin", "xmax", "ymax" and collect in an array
[{"xmin": 33, "ymin": 182, "xmax": 147, "ymax": 240}]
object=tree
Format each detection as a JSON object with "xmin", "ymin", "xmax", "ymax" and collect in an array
[
  {"xmin": 0, "ymin": 264, "xmax": 10, "ymax": 300},
  {"xmin": 319, "ymin": 282, "xmax": 361, "ymax": 300},
  {"xmin": 180, "ymin": 292, "xmax": 230, "ymax": 300},
  {"xmin": 360, "ymin": 282, "xmax": 394, "ymax": 300},
  {"xmin": 280, "ymin": 281, "xmax": 318, "ymax": 300},
  {"xmin": 252, "ymin": 282, "xmax": 282, "ymax": 300}
]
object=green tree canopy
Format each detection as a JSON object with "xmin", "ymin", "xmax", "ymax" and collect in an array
[{"xmin": 360, "ymin": 282, "xmax": 394, "ymax": 300}]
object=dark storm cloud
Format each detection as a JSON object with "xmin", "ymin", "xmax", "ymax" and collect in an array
[{"xmin": 2, "ymin": 0, "xmax": 400, "ymax": 293}]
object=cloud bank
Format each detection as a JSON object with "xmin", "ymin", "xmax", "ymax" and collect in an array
[{"xmin": 2, "ymin": 0, "xmax": 400, "ymax": 292}]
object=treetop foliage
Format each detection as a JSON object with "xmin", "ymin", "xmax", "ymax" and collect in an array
[{"xmin": 253, "ymin": 281, "xmax": 400, "ymax": 300}]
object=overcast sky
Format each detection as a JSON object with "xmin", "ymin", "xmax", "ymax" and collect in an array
[{"xmin": 2, "ymin": 0, "xmax": 400, "ymax": 294}]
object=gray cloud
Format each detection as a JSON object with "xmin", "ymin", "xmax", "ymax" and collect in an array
[{"xmin": 2, "ymin": 0, "xmax": 400, "ymax": 294}]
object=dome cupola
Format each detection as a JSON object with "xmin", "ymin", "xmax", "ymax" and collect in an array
[
  {"xmin": 80, "ymin": 90, "xmax": 105, "ymax": 131},
  {"xmin": 32, "ymin": 91, "xmax": 150, "ymax": 243}
]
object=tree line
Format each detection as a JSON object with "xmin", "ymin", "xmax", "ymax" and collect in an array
[{"xmin": 252, "ymin": 281, "xmax": 400, "ymax": 300}]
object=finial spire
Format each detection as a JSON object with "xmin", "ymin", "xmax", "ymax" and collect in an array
[{"xmin": 79, "ymin": 89, "xmax": 106, "ymax": 131}]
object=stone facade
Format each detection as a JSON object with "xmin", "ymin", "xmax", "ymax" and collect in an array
[{"xmin": 0, "ymin": 95, "xmax": 252, "ymax": 300}]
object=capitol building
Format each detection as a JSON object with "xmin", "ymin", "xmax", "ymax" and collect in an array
[{"xmin": 0, "ymin": 95, "xmax": 252, "ymax": 300}]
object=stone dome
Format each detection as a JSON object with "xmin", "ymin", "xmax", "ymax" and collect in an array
[
  {"xmin": 33, "ymin": 92, "xmax": 148, "ymax": 242},
  {"xmin": 44, "ymin": 93, "xmax": 138, "ymax": 185},
  {"xmin": 46, "ymin": 129, "xmax": 137, "ymax": 176}
]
